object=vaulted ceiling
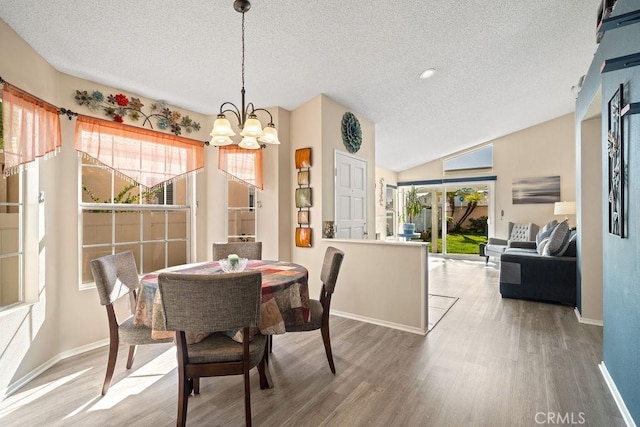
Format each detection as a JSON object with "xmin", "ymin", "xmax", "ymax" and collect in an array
[{"xmin": 0, "ymin": 1, "xmax": 600, "ymax": 171}]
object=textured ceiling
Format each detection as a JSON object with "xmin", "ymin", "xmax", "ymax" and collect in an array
[{"xmin": 0, "ymin": 0, "xmax": 600, "ymax": 171}]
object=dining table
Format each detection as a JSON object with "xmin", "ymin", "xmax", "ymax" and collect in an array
[{"xmin": 134, "ymin": 259, "xmax": 310, "ymax": 344}]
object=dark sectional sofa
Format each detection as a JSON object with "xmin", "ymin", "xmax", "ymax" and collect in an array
[{"xmin": 499, "ymin": 239, "xmax": 577, "ymax": 306}]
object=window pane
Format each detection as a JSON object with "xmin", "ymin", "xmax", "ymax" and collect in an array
[
  {"xmin": 143, "ymin": 211, "xmax": 165, "ymax": 241},
  {"xmin": 83, "ymin": 212, "xmax": 113, "ymax": 245},
  {"xmin": 140, "ymin": 185, "xmax": 163, "ymax": 205},
  {"xmin": 82, "ymin": 247, "xmax": 113, "ymax": 283},
  {"xmin": 172, "ymin": 179, "xmax": 187, "ymax": 205},
  {"xmin": 228, "ymin": 180, "xmax": 250, "ymax": 208},
  {"xmin": 0, "ymin": 213, "xmax": 19, "ymax": 255},
  {"xmin": 115, "ymin": 211, "xmax": 140, "ymax": 243},
  {"xmin": 168, "ymin": 241, "xmax": 187, "ymax": 266},
  {"xmin": 142, "ymin": 242, "xmax": 165, "ymax": 273},
  {"xmin": 113, "ymin": 175, "xmax": 139, "ymax": 204},
  {"xmin": 0, "ymin": 256, "xmax": 20, "ymax": 306},
  {"xmin": 82, "ymin": 160, "xmax": 111, "ymax": 203},
  {"xmin": 168, "ymin": 211, "xmax": 187, "ymax": 239}
]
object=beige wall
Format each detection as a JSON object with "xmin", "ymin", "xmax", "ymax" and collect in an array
[
  {"xmin": 398, "ymin": 114, "xmax": 577, "ymax": 238},
  {"xmin": 578, "ymin": 116, "xmax": 603, "ymax": 322},
  {"xmin": 290, "ymin": 94, "xmax": 377, "ymax": 297},
  {"xmin": 320, "ymin": 95, "xmax": 376, "ymax": 238}
]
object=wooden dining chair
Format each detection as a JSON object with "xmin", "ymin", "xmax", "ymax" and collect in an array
[
  {"xmin": 212, "ymin": 241, "xmax": 262, "ymax": 260},
  {"xmin": 282, "ymin": 246, "xmax": 344, "ymax": 374},
  {"xmin": 158, "ymin": 271, "xmax": 269, "ymax": 427},
  {"xmin": 89, "ymin": 251, "xmax": 172, "ymax": 395}
]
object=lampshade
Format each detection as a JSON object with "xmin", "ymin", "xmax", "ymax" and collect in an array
[
  {"xmin": 238, "ymin": 136, "xmax": 261, "ymax": 150},
  {"xmin": 258, "ymin": 124, "xmax": 280, "ymax": 144},
  {"xmin": 210, "ymin": 116, "xmax": 236, "ymax": 137},
  {"xmin": 554, "ymin": 201, "xmax": 576, "ymax": 216},
  {"xmin": 240, "ymin": 115, "xmax": 263, "ymax": 137}
]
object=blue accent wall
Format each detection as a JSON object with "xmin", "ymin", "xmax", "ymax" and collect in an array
[{"xmin": 577, "ymin": 0, "xmax": 640, "ymax": 422}]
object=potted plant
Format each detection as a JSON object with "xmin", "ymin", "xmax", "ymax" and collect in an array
[{"xmin": 403, "ymin": 185, "xmax": 422, "ymax": 236}]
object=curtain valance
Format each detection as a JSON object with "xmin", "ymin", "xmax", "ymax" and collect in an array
[
  {"xmin": 75, "ymin": 115, "xmax": 204, "ymax": 188},
  {"xmin": 218, "ymin": 145, "xmax": 263, "ymax": 190},
  {"xmin": 1, "ymin": 82, "xmax": 62, "ymax": 176}
]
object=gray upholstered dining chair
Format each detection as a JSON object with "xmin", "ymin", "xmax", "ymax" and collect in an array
[
  {"xmin": 282, "ymin": 246, "xmax": 344, "ymax": 374},
  {"xmin": 89, "ymin": 251, "xmax": 172, "ymax": 395},
  {"xmin": 212, "ymin": 241, "xmax": 262, "ymax": 260},
  {"xmin": 158, "ymin": 271, "xmax": 269, "ymax": 427}
]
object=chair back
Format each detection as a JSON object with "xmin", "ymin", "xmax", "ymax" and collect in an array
[
  {"xmin": 212, "ymin": 242, "xmax": 262, "ymax": 260},
  {"xmin": 158, "ymin": 271, "xmax": 262, "ymax": 333},
  {"xmin": 508, "ymin": 222, "xmax": 539, "ymax": 242},
  {"xmin": 320, "ymin": 246, "xmax": 344, "ymax": 294},
  {"xmin": 90, "ymin": 251, "xmax": 140, "ymax": 306}
]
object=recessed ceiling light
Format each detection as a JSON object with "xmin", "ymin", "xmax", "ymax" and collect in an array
[{"xmin": 419, "ymin": 68, "xmax": 436, "ymax": 79}]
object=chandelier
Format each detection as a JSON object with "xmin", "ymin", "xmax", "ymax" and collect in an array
[{"xmin": 209, "ymin": 0, "xmax": 280, "ymax": 149}]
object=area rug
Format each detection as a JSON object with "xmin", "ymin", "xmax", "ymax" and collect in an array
[{"xmin": 428, "ymin": 294, "xmax": 459, "ymax": 331}]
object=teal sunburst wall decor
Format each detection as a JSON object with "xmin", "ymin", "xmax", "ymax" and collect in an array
[{"xmin": 341, "ymin": 112, "xmax": 362, "ymax": 153}]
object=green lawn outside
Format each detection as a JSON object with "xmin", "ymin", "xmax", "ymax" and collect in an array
[{"xmin": 436, "ymin": 233, "xmax": 488, "ymax": 254}]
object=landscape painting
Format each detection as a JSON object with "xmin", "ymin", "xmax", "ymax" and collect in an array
[{"xmin": 512, "ymin": 176, "xmax": 560, "ymax": 204}]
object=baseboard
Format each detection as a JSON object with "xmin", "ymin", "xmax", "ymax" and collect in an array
[
  {"xmin": 1, "ymin": 339, "xmax": 109, "ymax": 401},
  {"xmin": 574, "ymin": 307, "xmax": 604, "ymax": 326},
  {"xmin": 599, "ymin": 362, "xmax": 637, "ymax": 427},
  {"xmin": 330, "ymin": 310, "xmax": 427, "ymax": 336}
]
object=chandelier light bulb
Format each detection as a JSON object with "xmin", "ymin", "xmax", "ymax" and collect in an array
[
  {"xmin": 210, "ymin": 135, "xmax": 234, "ymax": 146},
  {"xmin": 238, "ymin": 136, "xmax": 261, "ymax": 150}
]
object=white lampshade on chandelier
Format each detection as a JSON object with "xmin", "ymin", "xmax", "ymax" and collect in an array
[{"xmin": 209, "ymin": 0, "xmax": 280, "ymax": 149}]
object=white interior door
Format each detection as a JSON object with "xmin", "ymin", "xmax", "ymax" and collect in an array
[{"xmin": 335, "ymin": 151, "xmax": 367, "ymax": 239}]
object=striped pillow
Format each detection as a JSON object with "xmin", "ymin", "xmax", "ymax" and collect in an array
[{"xmin": 542, "ymin": 220, "xmax": 571, "ymax": 256}]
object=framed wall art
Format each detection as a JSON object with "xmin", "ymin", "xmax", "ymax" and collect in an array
[
  {"xmin": 295, "ymin": 227, "xmax": 312, "ymax": 247},
  {"xmin": 295, "ymin": 188, "xmax": 312, "ymax": 208},
  {"xmin": 295, "ymin": 147, "xmax": 312, "ymax": 169},
  {"xmin": 298, "ymin": 210, "xmax": 309, "ymax": 225},
  {"xmin": 297, "ymin": 170, "xmax": 309, "ymax": 186},
  {"xmin": 512, "ymin": 176, "xmax": 561, "ymax": 204},
  {"xmin": 608, "ymin": 83, "xmax": 624, "ymax": 237}
]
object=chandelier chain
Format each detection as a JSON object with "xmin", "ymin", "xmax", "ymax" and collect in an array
[{"xmin": 241, "ymin": 11, "xmax": 245, "ymax": 91}]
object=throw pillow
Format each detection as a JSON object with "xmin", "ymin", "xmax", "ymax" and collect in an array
[
  {"xmin": 543, "ymin": 220, "xmax": 571, "ymax": 256},
  {"xmin": 536, "ymin": 219, "xmax": 558, "ymax": 247},
  {"xmin": 564, "ymin": 229, "xmax": 578, "ymax": 257},
  {"xmin": 537, "ymin": 237, "xmax": 550, "ymax": 255}
]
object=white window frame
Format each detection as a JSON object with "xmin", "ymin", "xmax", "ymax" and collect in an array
[
  {"xmin": 0, "ymin": 165, "xmax": 40, "ymax": 312},
  {"xmin": 78, "ymin": 161, "xmax": 195, "ymax": 289}
]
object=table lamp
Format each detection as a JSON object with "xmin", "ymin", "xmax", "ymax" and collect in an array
[{"xmin": 554, "ymin": 201, "xmax": 576, "ymax": 221}]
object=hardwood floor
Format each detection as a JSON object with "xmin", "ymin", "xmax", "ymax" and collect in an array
[{"xmin": 0, "ymin": 258, "xmax": 624, "ymax": 426}]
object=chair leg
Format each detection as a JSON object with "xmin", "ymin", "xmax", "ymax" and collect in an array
[
  {"xmin": 177, "ymin": 373, "xmax": 189, "ymax": 427},
  {"xmin": 257, "ymin": 351, "xmax": 272, "ymax": 389},
  {"xmin": 321, "ymin": 324, "xmax": 336, "ymax": 374},
  {"xmin": 125, "ymin": 345, "xmax": 137, "ymax": 369},
  {"xmin": 244, "ymin": 368, "xmax": 252, "ymax": 427},
  {"xmin": 193, "ymin": 378, "xmax": 200, "ymax": 395},
  {"xmin": 101, "ymin": 335, "xmax": 119, "ymax": 395}
]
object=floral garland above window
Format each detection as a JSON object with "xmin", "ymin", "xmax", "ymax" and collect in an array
[{"xmin": 74, "ymin": 89, "xmax": 201, "ymax": 136}]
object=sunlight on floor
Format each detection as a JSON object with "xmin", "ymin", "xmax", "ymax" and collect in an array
[
  {"xmin": 0, "ymin": 368, "xmax": 92, "ymax": 419},
  {"xmin": 88, "ymin": 347, "xmax": 176, "ymax": 411}
]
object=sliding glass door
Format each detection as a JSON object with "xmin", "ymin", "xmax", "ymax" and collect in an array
[{"xmin": 399, "ymin": 181, "xmax": 493, "ymax": 256}]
